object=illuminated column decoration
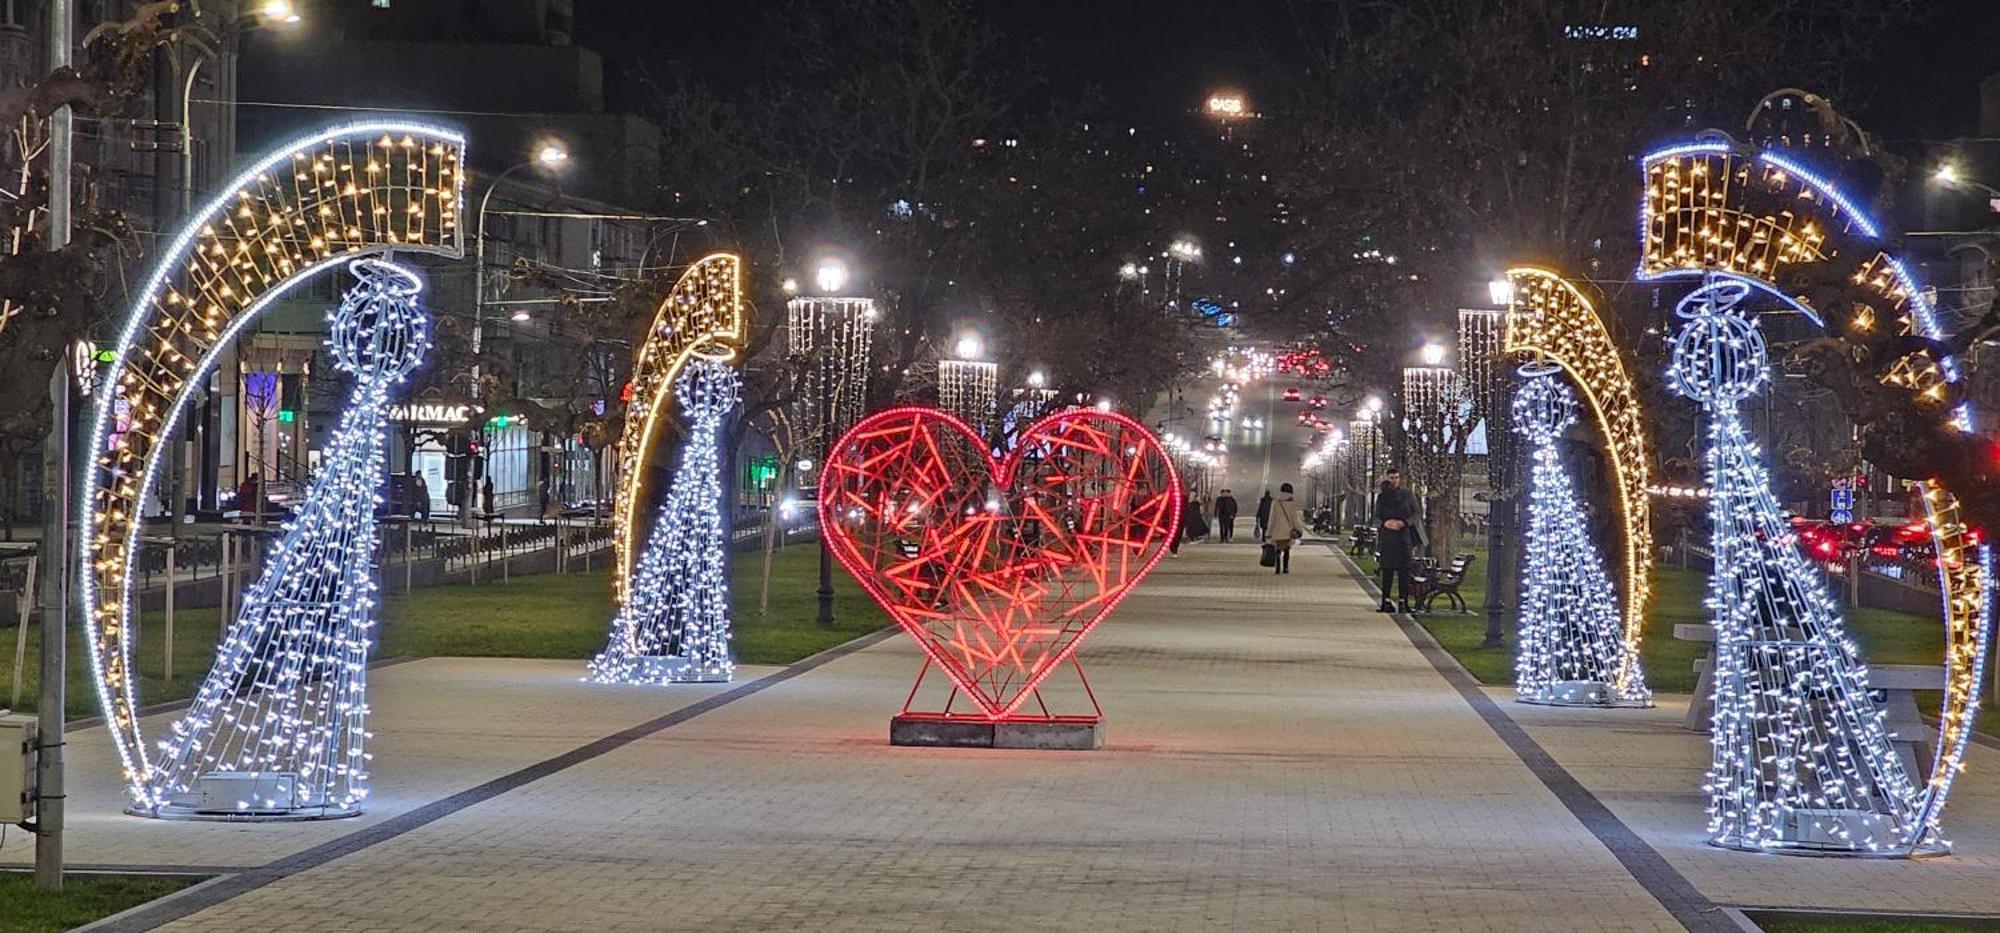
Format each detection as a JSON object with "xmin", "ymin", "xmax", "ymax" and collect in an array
[
  {"xmin": 1457, "ymin": 309, "xmax": 1502, "ymax": 425},
  {"xmin": 78, "ymin": 122, "xmax": 465, "ymax": 803},
  {"xmin": 1502, "ymin": 267, "xmax": 1653, "ymax": 699},
  {"xmin": 1670, "ymin": 279, "xmax": 1927, "ymax": 854},
  {"xmin": 140, "ymin": 260, "xmax": 429, "ymax": 819},
  {"xmin": 938, "ymin": 357, "xmax": 999, "ymax": 440},
  {"xmin": 786, "ymin": 296, "xmax": 877, "ymax": 479},
  {"xmin": 1640, "ymin": 141, "xmax": 1990, "ymax": 846},
  {"xmin": 1511, "ymin": 365, "xmax": 1649, "ymax": 708},
  {"xmin": 591, "ymin": 360, "xmax": 741, "ymax": 684},
  {"xmin": 609, "ymin": 255, "xmax": 746, "ymax": 610},
  {"xmin": 1399, "ymin": 364, "xmax": 1460, "ymax": 504}
]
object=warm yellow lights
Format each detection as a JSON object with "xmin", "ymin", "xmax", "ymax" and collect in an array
[
  {"xmin": 1502, "ymin": 267, "xmax": 1654, "ymax": 697},
  {"xmin": 82, "ymin": 125, "xmax": 465, "ymax": 790},
  {"xmin": 610, "ymin": 254, "xmax": 748, "ymax": 609},
  {"xmin": 1641, "ymin": 144, "xmax": 1989, "ymax": 834}
]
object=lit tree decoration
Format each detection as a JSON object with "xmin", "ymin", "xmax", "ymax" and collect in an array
[
  {"xmin": 1668, "ymin": 278, "xmax": 1928, "ymax": 854},
  {"xmin": 1511, "ymin": 364, "xmax": 1649, "ymax": 708},
  {"xmin": 591, "ymin": 360, "xmax": 741, "ymax": 684},
  {"xmin": 140, "ymin": 259, "xmax": 429, "ymax": 819}
]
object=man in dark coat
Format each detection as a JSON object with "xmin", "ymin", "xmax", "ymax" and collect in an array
[
  {"xmin": 1373, "ymin": 469, "xmax": 1420, "ymax": 612},
  {"xmin": 1254, "ymin": 489, "xmax": 1273, "ymax": 540},
  {"xmin": 1214, "ymin": 489, "xmax": 1239, "ymax": 543}
]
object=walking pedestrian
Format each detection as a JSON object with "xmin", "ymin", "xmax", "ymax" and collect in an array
[
  {"xmin": 1266, "ymin": 482, "xmax": 1303, "ymax": 574},
  {"xmin": 1171, "ymin": 485, "xmax": 1201, "ymax": 556},
  {"xmin": 1254, "ymin": 489, "xmax": 1273, "ymax": 541},
  {"xmin": 1374, "ymin": 468, "xmax": 1420, "ymax": 612},
  {"xmin": 1215, "ymin": 488, "xmax": 1239, "ymax": 543}
]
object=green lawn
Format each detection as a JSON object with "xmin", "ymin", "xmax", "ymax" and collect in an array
[
  {"xmin": 1, "ymin": 543, "xmax": 888, "ymax": 718},
  {"xmin": 0, "ymin": 873, "xmax": 198, "ymax": 932}
]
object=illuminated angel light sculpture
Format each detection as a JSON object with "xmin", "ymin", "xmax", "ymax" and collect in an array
[
  {"xmin": 1642, "ymin": 139, "xmax": 1990, "ymax": 854},
  {"xmin": 141, "ymin": 259, "xmax": 428, "ymax": 818},
  {"xmin": 608, "ymin": 255, "xmax": 746, "ymax": 613},
  {"xmin": 1501, "ymin": 268, "xmax": 1654, "ymax": 700},
  {"xmin": 1670, "ymin": 279, "xmax": 1930, "ymax": 853},
  {"xmin": 78, "ymin": 122, "xmax": 464, "ymax": 807},
  {"xmin": 590, "ymin": 360, "xmax": 741, "ymax": 684},
  {"xmin": 1511, "ymin": 364, "xmax": 1649, "ymax": 708}
]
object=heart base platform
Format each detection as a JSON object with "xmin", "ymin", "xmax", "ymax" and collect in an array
[
  {"xmin": 890, "ymin": 714, "xmax": 1104, "ymax": 750},
  {"xmin": 889, "ymin": 655, "xmax": 1104, "ymax": 750}
]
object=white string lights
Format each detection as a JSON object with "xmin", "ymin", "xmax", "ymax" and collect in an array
[
  {"xmin": 1511, "ymin": 365, "xmax": 1649, "ymax": 708},
  {"xmin": 592, "ymin": 360, "xmax": 742, "ymax": 684},
  {"xmin": 1670, "ymin": 279, "xmax": 1929, "ymax": 855},
  {"xmin": 1641, "ymin": 140, "xmax": 1991, "ymax": 854},
  {"xmin": 77, "ymin": 122, "xmax": 465, "ymax": 799},
  {"xmin": 140, "ymin": 259, "xmax": 428, "ymax": 819},
  {"xmin": 787, "ymin": 295, "xmax": 876, "ymax": 474},
  {"xmin": 937, "ymin": 353, "xmax": 999, "ymax": 441}
]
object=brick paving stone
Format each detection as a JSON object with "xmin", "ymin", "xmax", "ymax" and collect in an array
[{"xmin": 143, "ymin": 545, "xmax": 1680, "ymax": 932}]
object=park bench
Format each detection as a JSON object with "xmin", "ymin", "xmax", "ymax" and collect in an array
[
  {"xmin": 1675, "ymin": 622, "xmax": 1934, "ymax": 777},
  {"xmin": 1349, "ymin": 524, "xmax": 1376, "ymax": 556},
  {"xmin": 1413, "ymin": 553, "xmax": 1476, "ymax": 613}
]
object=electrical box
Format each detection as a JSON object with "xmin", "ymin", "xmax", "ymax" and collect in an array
[{"xmin": 0, "ymin": 713, "xmax": 36, "ymax": 825}]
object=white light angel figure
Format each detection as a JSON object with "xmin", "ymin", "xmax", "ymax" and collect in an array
[
  {"xmin": 590, "ymin": 359, "xmax": 741, "ymax": 684},
  {"xmin": 139, "ymin": 259, "xmax": 428, "ymax": 819},
  {"xmin": 1510, "ymin": 363, "xmax": 1650, "ymax": 708}
]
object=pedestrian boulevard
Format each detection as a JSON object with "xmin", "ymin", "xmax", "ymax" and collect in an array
[{"xmin": 30, "ymin": 543, "xmax": 2000, "ymax": 931}]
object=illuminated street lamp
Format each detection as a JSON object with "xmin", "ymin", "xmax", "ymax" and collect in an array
[
  {"xmin": 814, "ymin": 257, "xmax": 850, "ymax": 294},
  {"xmin": 787, "ymin": 257, "xmax": 876, "ymax": 629},
  {"xmin": 1421, "ymin": 342, "xmax": 1447, "ymax": 367},
  {"xmin": 939, "ymin": 331, "xmax": 998, "ymax": 437},
  {"xmin": 1933, "ymin": 162, "xmax": 2000, "ymax": 204},
  {"xmin": 1488, "ymin": 277, "xmax": 1516, "ymax": 306},
  {"xmin": 474, "ymin": 139, "xmax": 571, "ymax": 386}
]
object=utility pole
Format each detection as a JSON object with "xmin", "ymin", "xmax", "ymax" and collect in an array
[{"xmin": 37, "ymin": 0, "xmax": 73, "ymax": 891}]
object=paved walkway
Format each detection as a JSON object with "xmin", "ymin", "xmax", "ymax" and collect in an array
[{"xmin": 21, "ymin": 540, "xmax": 2000, "ymax": 930}]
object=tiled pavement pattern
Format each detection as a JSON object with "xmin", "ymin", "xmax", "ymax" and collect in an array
[
  {"xmin": 108, "ymin": 544, "xmax": 1679, "ymax": 932},
  {"xmin": 30, "ymin": 540, "xmax": 2000, "ymax": 930},
  {"xmin": 1502, "ymin": 690, "xmax": 2000, "ymax": 916}
]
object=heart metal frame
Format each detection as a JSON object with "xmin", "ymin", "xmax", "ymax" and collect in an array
[{"xmin": 820, "ymin": 406, "xmax": 1182, "ymax": 721}]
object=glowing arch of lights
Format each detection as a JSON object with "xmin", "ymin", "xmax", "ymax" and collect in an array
[
  {"xmin": 1640, "ymin": 140, "xmax": 1992, "ymax": 840},
  {"xmin": 80, "ymin": 122, "xmax": 467, "ymax": 800},
  {"xmin": 609, "ymin": 254, "xmax": 747, "ymax": 607},
  {"xmin": 1501, "ymin": 268, "xmax": 1654, "ymax": 700}
]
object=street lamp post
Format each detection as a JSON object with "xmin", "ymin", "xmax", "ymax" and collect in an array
[
  {"xmin": 788, "ymin": 259, "xmax": 875, "ymax": 628},
  {"xmin": 473, "ymin": 143, "xmax": 570, "ymax": 387}
]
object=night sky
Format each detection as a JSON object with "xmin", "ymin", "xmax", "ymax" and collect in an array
[{"xmin": 578, "ymin": 1, "xmax": 2000, "ymax": 140}]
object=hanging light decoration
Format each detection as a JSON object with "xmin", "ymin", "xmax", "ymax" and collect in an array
[
  {"xmin": 591, "ymin": 360, "xmax": 742, "ymax": 684},
  {"xmin": 139, "ymin": 259, "xmax": 429, "ymax": 819},
  {"xmin": 1511, "ymin": 364, "xmax": 1650, "ymax": 708}
]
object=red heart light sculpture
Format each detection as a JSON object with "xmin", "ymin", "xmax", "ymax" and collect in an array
[{"xmin": 820, "ymin": 406, "xmax": 1182, "ymax": 720}]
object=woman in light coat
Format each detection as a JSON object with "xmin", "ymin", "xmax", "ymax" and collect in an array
[{"xmin": 1265, "ymin": 482, "xmax": 1304, "ymax": 574}]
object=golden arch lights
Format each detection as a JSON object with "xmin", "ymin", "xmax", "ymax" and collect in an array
[
  {"xmin": 1500, "ymin": 268, "xmax": 1654, "ymax": 701},
  {"xmin": 79, "ymin": 122, "xmax": 466, "ymax": 803}
]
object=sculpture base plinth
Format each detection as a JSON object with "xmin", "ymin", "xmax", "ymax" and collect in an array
[
  {"xmin": 1517, "ymin": 680, "xmax": 1652, "ymax": 709},
  {"xmin": 890, "ymin": 713, "xmax": 1103, "ymax": 750},
  {"xmin": 1711, "ymin": 807, "xmax": 1944, "ymax": 858},
  {"xmin": 135, "ymin": 772, "xmax": 362, "ymax": 822}
]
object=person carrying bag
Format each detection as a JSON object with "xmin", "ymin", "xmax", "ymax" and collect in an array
[{"xmin": 1264, "ymin": 483, "xmax": 1304, "ymax": 574}]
